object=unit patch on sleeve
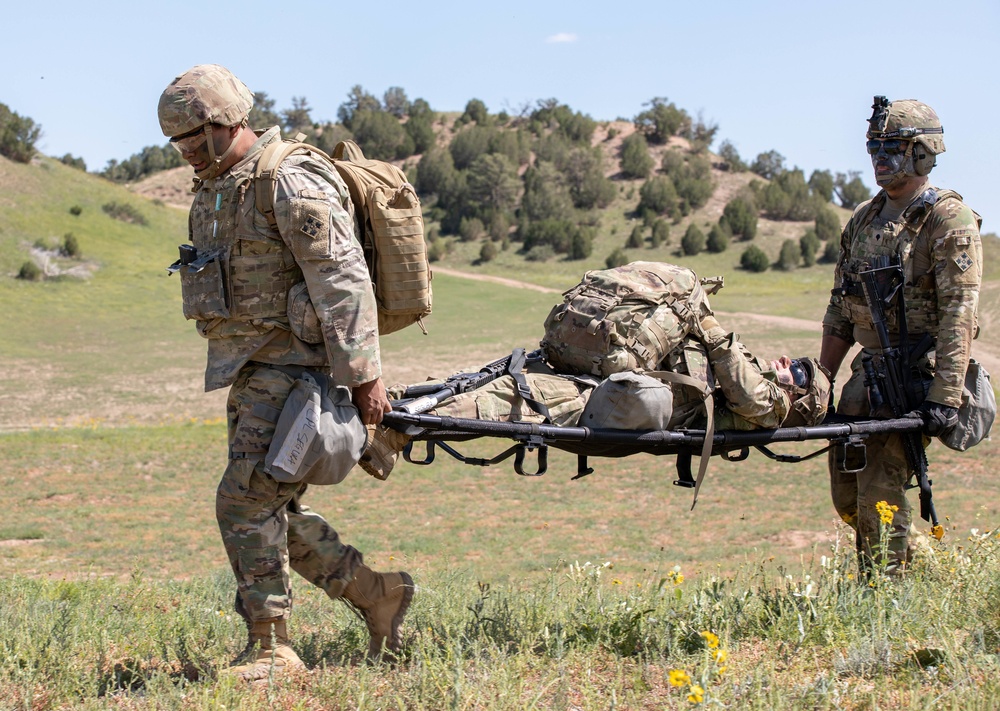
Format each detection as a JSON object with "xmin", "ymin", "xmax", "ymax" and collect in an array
[
  {"xmin": 954, "ymin": 251, "xmax": 973, "ymax": 272},
  {"xmin": 301, "ymin": 214, "xmax": 324, "ymax": 238}
]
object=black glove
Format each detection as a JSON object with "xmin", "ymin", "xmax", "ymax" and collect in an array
[{"xmin": 906, "ymin": 401, "xmax": 959, "ymax": 436}]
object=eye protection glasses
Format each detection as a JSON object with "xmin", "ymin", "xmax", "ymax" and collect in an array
[
  {"xmin": 866, "ymin": 139, "xmax": 909, "ymax": 156},
  {"xmin": 169, "ymin": 125, "xmax": 209, "ymax": 153}
]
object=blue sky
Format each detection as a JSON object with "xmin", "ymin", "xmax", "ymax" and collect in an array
[{"xmin": 4, "ymin": 0, "xmax": 998, "ymax": 228}]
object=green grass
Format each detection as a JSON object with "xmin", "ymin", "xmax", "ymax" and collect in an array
[{"xmin": 1, "ymin": 520, "xmax": 999, "ymax": 709}]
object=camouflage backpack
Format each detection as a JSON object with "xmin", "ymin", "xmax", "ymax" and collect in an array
[
  {"xmin": 541, "ymin": 261, "xmax": 722, "ymax": 377},
  {"xmin": 254, "ymin": 138, "xmax": 432, "ymax": 335}
]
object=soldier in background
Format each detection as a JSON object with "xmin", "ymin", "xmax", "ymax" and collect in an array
[
  {"xmin": 820, "ymin": 97, "xmax": 983, "ymax": 574},
  {"xmin": 157, "ymin": 65, "xmax": 412, "ymax": 679}
]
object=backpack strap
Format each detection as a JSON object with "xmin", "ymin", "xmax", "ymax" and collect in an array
[
  {"xmin": 253, "ymin": 134, "xmax": 330, "ymax": 230},
  {"xmin": 645, "ymin": 369, "xmax": 715, "ymax": 510},
  {"xmin": 508, "ymin": 348, "xmax": 552, "ymax": 422}
]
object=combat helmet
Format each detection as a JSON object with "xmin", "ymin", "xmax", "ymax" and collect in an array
[
  {"xmin": 867, "ymin": 96, "xmax": 945, "ymax": 177},
  {"xmin": 158, "ymin": 64, "xmax": 254, "ymax": 180},
  {"xmin": 158, "ymin": 64, "xmax": 253, "ymax": 137},
  {"xmin": 781, "ymin": 358, "xmax": 832, "ymax": 427}
]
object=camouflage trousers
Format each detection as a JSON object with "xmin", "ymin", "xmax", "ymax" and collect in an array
[
  {"xmin": 829, "ymin": 350, "xmax": 919, "ymax": 574},
  {"xmin": 219, "ymin": 363, "xmax": 363, "ymax": 622}
]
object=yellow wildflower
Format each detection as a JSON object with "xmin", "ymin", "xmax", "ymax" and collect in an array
[
  {"xmin": 612, "ymin": 578, "xmax": 623, "ymax": 585},
  {"xmin": 700, "ymin": 631, "xmax": 720, "ymax": 649},
  {"xmin": 687, "ymin": 684, "xmax": 705, "ymax": 704},
  {"xmin": 875, "ymin": 500, "xmax": 899, "ymax": 525},
  {"xmin": 712, "ymin": 648, "xmax": 728, "ymax": 663},
  {"xmin": 668, "ymin": 669, "xmax": 690, "ymax": 687}
]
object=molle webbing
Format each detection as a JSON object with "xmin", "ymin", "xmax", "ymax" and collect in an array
[{"xmin": 228, "ymin": 252, "xmax": 301, "ymax": 320}]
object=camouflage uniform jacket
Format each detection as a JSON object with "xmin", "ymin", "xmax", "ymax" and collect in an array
[
  {"xmin": 822, "ymin": 185, "xmax": 982, "ymax": 407},
  {"xmin": 664, "ymin": 336, "xmax": 792, "ymax": 431},
  {"xmin": 180, "ymin": 127, "xmax": 381, "ymax": 391}
]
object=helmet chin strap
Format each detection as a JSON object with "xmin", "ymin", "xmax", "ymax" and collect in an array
[{"xmin": 195, "ymin": 124, "xmax": 245, "ymax": 181}]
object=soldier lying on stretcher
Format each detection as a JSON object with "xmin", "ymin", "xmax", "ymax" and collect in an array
[{"xmin": 359, "ymin": 324, "xmax": 833, "ymax": 480}]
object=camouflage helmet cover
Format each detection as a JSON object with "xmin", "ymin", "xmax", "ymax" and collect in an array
[
  {"xmin": 867, "ymin": 97, "xmax": 945, "ymax": 156},
  {"xmin": 158, "ymin": 64, "xmax": 253, "ymax": 137},
  {"xmin": 781, "ymin": 358, "xmax": 832, "ymax": 427}
]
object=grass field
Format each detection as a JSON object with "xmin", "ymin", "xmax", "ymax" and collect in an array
[{"xmin": 2, "ymin": 154, "xmax": 999, "ymax": 708}]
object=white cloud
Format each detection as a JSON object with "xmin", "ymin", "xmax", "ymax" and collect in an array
[{"xmin": 545, "ymin": 32, "xmax": 578, "ymax": 44}]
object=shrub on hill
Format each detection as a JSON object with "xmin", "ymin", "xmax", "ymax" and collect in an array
[
  {"xmin": 620, "ymin": 133, "xmax": 653, "ymax": 179},
  {"xmin": 562, "ymin": 147, "xmax": 616, "ymax": 210},
  {"xmin": 0, "ymin": 102, "xmax": 41, "ymax": 163},
  {"xmin": 102, "ymin": 201, "xmax": 147, "ymax": 226},
  {"xmin": 62, "ymin": 233, "xmax": 81, "ymax": 258},
  {"xmin": 800, "ymin": 228, "xmax": 820, "ymax": 267},
  {"xmin": 567, "ymin": 227, "xmax": 594, "ymax": 260},
  {"xmin": 479, "ymin": 240, "xmax": 497, "ymax": 263},
  {"xmin": 809, "ymin": 169, "xmax": 835, "ymax": 202},
  {"xmin": 822, "ymin": 239, "xmax": 841, "ymax": 264},
  {"xmin": 521, "ymin": 163, "xmax": 573, "ymax": 223},
  {"xmin": 638, "ymin": 175, "xmax": 679, "ymax": 216},
  {"xmin": 777, "ymin": 239, "xmax": 801, "ymax": 270},
  {"xmin": 58, "ymin": 154, "xmax": 86, "ymax": 171},
  {"xmin": 382, "ymin": 87, "xmax": 410, "ymax": 118},
  {"xmin": 716, "ymin": 140, "xmax": 746, "ymax": 172},
  {"xmin": 459, "ymin": 99, "xmax": 490, "ymax": 126},
  {"xmin": 720, "ymin": 195, "xmax": 758, "ymax": 241},
  {"xmin": 681, "ymin": 223, "xmax": 706, "ymax": 256},
  {"xmin": 605, "ymin": 247, "xmax": 629, "ymax": 268},
  {"xmin": 815, "ymin": 205, "xmax": 842, "ymax": 243},
  {"xmin": 17, "ymin": 260, "xmax": 43, "ymax": 281},
  {"xmin": 525, "ymin": 244, "xmax": 555, "ymax": 262},
  {"xmin": 337, "ymin": 85, "xmax": 381, "ymax": 129},
  {"xmin": 661, "ymin": 152, "xmax": 714, "ymax": 210},
  {"xmin": 529, "ymin": 100, "xmax": 597, "ymax": 144},
  {"xmin": 459, "ymin": 217, "xmax": 485, "ymax": 242},
  {"xmin": 750, "ymin": 150, "xmax": 786, "ymax": 180},
  {"xmin": 626, "ymin": 225, "xmax": 644, "ymax": 249},
  {"xmin": 405, "ymin": 98, "xmax": 437, "ymax": 154},
  {"xmin": 350, "ymin": 109, "xmax": 412, "ymax": 160},
  {"xmin": 835, "ymin": 171, "xmax": 872, "ymax": 209},
  {"xmin": 740, "ymin": 245, "xmax": 769, "ymax": 272},
  {"xmin": 634, "ymin": 97, "xmax": 690, "ymax": 145},
  {"xmin": 650, "ymin": 219, "xmax": 670, "ymax": 248},
  {"xmin": 707, "ymin": 224, "xmax": 730, "ymax": 253},
  {"xmin": 757, "ymin": 168, "xmax": 821, "ymax": 221},
  {"xmin": 101, "ymin": 144, "xmax": 185, "ymax": 183}
]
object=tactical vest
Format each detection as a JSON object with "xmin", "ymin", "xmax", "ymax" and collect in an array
[
  {"xmin": 837, "ymin": 188, "xmax": 962, "ymax": 336},
  {"xmin": 178, "ymin": 140, "xmax": 305, "ymax": 339}
]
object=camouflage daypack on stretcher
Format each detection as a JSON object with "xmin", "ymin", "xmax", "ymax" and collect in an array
[
  {"xmin": 254, "ymin": 137, "xmax": 432, "ymax": 336},
  {"xmin": 541, "ymin": 261, "xmax": 722, "ymax": 377}
]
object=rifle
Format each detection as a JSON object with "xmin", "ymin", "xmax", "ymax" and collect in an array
[
  {"xmin": 397, "ymin": 348, "xmax": 544, "ymax": 415},
  {"xmin": 857, "ymin": 256, "xmax": 941, "ymax": 536}
]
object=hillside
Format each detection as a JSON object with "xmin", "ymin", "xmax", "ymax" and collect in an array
[{"xmin": 4, "ymin": 149, "xmax": 1000, "ymax": 430}]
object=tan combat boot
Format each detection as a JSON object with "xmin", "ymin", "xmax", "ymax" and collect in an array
[
  {"xmin": 359, "ymin": 425, "xmax": 412, "ymax": 480},
  {"xmin": 223, "ymin": 617, "xmax": 304, "ymax": 681},
  {"xmin": 342, "ymin": 566, "xmax": 415, "ymax": 661}
]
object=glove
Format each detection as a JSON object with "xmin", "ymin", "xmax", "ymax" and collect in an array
[{"xmin": 906, "ymin": 401, "xmax": 959, "ymax": 436}]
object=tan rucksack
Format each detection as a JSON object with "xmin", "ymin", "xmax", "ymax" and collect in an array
[
  {"xmin": 541, "ymin": 261, "xmax": 722, "ymax": 377},
  {"xmin": 254, "ymin": 137, "xmax": 432, "ymax": 335}
]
